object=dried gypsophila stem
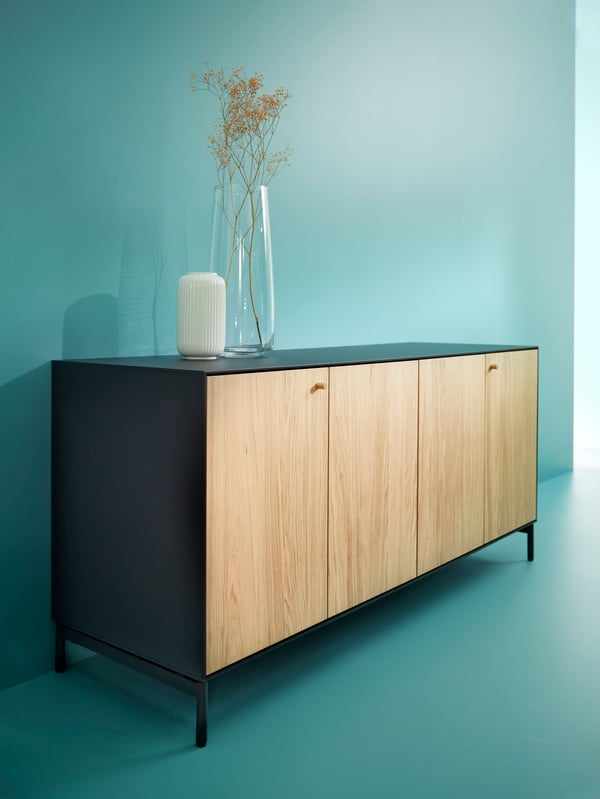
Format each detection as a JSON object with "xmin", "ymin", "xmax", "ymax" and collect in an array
[
  {"xmin": 190, "ymin": 63, "xmax": 293, "ymax": 192},
  {"xmin": 190, "ymin": 63, "xmax": 292, "ymax": 347}
]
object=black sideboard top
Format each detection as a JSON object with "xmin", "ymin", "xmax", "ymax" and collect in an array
[{"xmin": 55, "ymin": 342, "xmax": 538, "ymax": 376}]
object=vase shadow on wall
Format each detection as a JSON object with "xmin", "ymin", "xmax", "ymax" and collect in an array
[
  {"xmin": 117, "ymin": 222, "xmax": 182, "ymax": 357},
  {"xmin": 62, "ymin": 294, "xmax": 119, "ymax": 360}
]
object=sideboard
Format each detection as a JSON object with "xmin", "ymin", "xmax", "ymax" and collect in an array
[{"xmin": 51, "ymin": 342, "xmax": 538, "ymax": 746}]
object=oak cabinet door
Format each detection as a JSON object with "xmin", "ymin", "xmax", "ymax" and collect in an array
[
  {"xmin": 418, "ymin": 355, "xmax": 486, "ymax": 575},
  {"xmin": 485, "ymin": 350, "xmax": 538, "ymax": 542},
  {"xmin": 328, "ymin": 361, "xmax": 418, "ymax": 616},
  {"xmin": 205, "ymin": 369, "xmax": 329, "ymax": 674}
]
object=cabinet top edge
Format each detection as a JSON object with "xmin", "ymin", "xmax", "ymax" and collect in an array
[{"xmin": 51, "ymin": 343, "xmax": 538, "ymax": 376}]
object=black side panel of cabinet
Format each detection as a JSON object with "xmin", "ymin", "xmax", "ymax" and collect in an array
[{"xmin": 52, "ymin": 362, "xmax": 206, "ymax": 680}]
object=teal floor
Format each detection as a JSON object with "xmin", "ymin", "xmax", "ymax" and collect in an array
[{"xmin": 1, "ymin": 470, "xmax": 599, "ymax": 799}]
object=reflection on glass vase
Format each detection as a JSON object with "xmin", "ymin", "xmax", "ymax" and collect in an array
[{"xmin": 209, "ymin": 183, "xmax": 274, "ymax": 356}]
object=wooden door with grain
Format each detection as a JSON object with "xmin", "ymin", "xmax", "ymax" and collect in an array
[
  {"xmin": 205, "ymin": 368, "xmax": 329, "ymax": 673},
  {"xmin": 485, "ymin": 349, "xmax": 538, "ymax": 542},
  {"xmin": 328, "ymin": 361, "xmax": 419, "ymax": 616},
  {"xmin": 418, "ymin": 355, "xmax": 486, "ymax": 575}
]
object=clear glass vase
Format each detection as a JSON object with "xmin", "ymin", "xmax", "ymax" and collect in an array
[{"xmin": 209, "ymin": 184, "xmax": 274, "ymax": 356}]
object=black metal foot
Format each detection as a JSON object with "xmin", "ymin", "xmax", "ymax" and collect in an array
[
  {"xmin": 527, "ymin": 527, "xmax": 534, "ymax": 562},
  {"xmin": 55, "ymin": 626, "xmax": 66, "ymax": 673},
  {"xmin": 195, "ymin": 681, "xmax": 207, "ymax": 747},
  {"xmin": 521, "ymin": 524, "xmax": 534, "ymax": 562}
]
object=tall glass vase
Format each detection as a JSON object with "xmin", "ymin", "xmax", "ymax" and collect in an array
[{"xmin": 209, "ymin": 184, "xmax": 274, "ymax": 356}]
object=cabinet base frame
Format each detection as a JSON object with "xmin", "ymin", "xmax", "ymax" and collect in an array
[
  {"xmin": 54, "ymin": 522, "xmax": 534, "ymax": 749},
  {"xmin": 54, "ymin": 625, "xmax": 208, "ymax": 747}
]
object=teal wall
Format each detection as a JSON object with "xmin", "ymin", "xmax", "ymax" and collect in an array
[{"xmin": 0, "ymin": 0, "xmax": 574, "ymax": 690}]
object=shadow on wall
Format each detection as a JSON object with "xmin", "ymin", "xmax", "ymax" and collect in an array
[
  {"xmin": 0, "ymin": 296, "xmax": 121, "ymax": 690},
  {"xmin": 62, "ymin": 294, "xmax": 119, "ymax": 359},
  {"xmin": 117, "ymin": 223, "xmax": 182, "ymax": 357},
  {"xmin": 62, "ymin": 221, "xmax": 182, "ymax": 361},
  {"xmin": 0, "ymin": 223, "xmax": 182, "ymax": 690},
  {"xmin": 0, "ymin": 364, "xmax": 53, "ymax": 690}
]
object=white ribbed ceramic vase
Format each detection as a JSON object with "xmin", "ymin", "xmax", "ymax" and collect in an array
[{"xmin": 177, "ymin": 272, "xmax": 226, "ymax": 359}]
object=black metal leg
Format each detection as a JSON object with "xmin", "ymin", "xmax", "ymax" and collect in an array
[
  {"xmin": 195, "ymin": 681, "xmax": 207, "ymax": 747},
  {"xmin": 55, "ymin": 625, "xmax": 66, "ymax": 673},
  {"xmin": 527, "ymin": 525, "xmax": 534, "ymax": 562},
  {"xmin": 521, "ymin": 524, "xmax": 534, "ymax": 562}
]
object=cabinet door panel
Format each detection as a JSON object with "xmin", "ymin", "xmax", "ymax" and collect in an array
[
  {"xmin": 206, "ymin": 369, "xmax": 328, "ymax": 674},
  {"xmin": 418, "ymin": 355, "xmax": 485, "ymax": 574},
  {"xmin": 328, "ymin": 361, "xmax": 418, "ymax": 616},
  {"xmin": 485, "ymin": 349, "xmax": 538, "ymax": 541}
]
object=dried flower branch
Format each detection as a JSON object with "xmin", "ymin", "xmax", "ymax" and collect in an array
[
  {"xmin": 190, "ymin": 63, "xmax": 292, "ymax": 349},
  {"xmin": 190, "ymin": 63, "xmax": 293, "ymax": 193}
]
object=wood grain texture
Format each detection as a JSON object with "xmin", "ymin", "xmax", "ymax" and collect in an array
[
  {"xmin": 328, "ymin": 362, "xmax": 418, "ymax": 616},
  {"xmin": 418, "ymin": 355, "xmax": 486, "ymax": 575},
  {"xmin": 485, "ymin": 349, "xmax": 538, "ymax": 541},
  {"xmin": 205, "ymin": 369, "xmax": 329, "ymax": 674}
]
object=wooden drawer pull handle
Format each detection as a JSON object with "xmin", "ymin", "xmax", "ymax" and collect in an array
[
  {"xmin": 311, "ymin": 382, "xmax": 327, "ymax": 393},
  {"xmin": 489, "ymin": 364, "xmax": 498, "ymax": 371}
]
